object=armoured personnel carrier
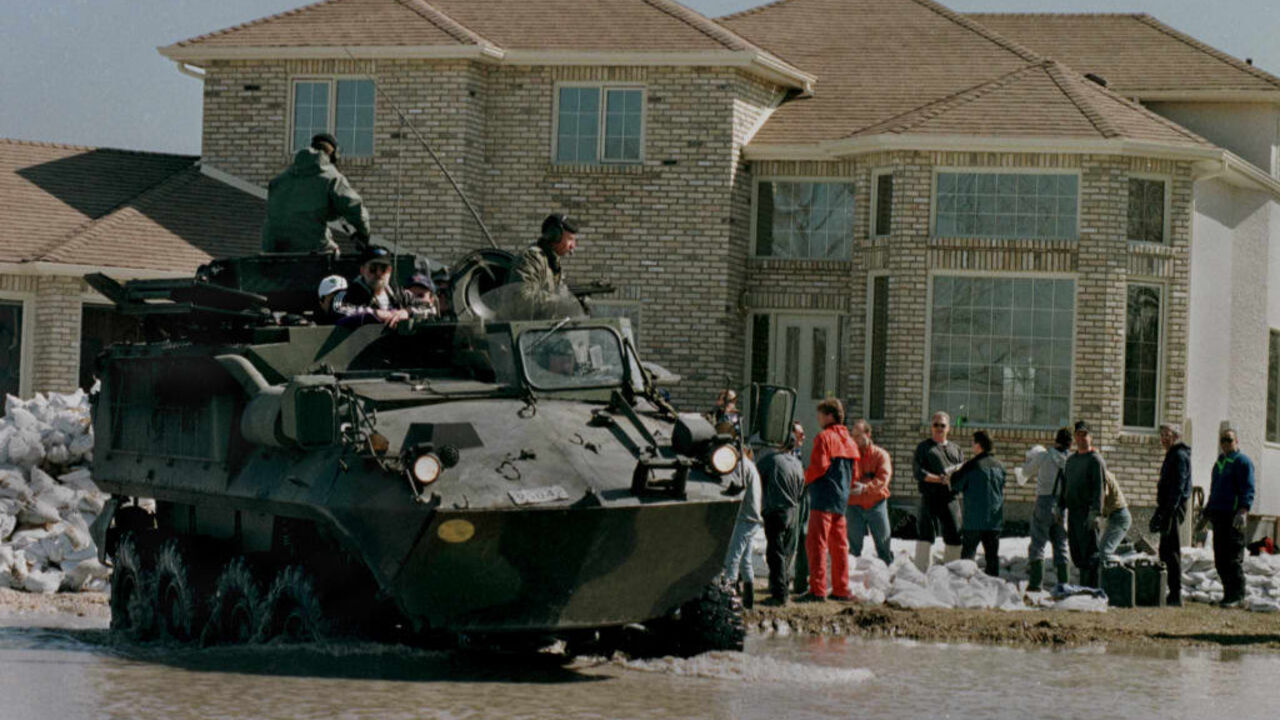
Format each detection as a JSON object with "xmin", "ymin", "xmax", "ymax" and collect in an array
[{"xmin": 85, "ymin": 251, "xmax": 796, "ymax": 656}]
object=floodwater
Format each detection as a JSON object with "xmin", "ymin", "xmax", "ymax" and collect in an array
[{"xmin": 0, "ymin": 614, "xmax": 1276, "ymax": 720}]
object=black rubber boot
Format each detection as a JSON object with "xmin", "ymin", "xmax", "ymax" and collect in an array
[
  {"xmin": 740, "ymin": 581, "xmax": 754, "ymax": 610},
  {"xmin": 1026, "ymin": 559, "xmax": 1044, "ymax": 592},
  {"xmin": 1056, "ymin": 563, "xmax": 1070, "ymax": 586}
]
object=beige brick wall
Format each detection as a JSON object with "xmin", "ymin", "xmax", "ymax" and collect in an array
[
  {"xmin": 1, "ymin": 274, "xmax": 88, "ymax": 397},
  {"xmin": 743, "ymin": 152, "xmax": 1194, "ymax": 513}
]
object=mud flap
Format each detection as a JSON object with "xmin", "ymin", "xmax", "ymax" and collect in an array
[{"xmin": 91, "ymin": 496, "xmax": 120, "ymax": 564}]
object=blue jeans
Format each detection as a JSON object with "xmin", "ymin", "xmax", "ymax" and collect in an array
[
  {"xmin": 1099, "ymin": 507, "xmax": 1132, "ymax": 561},
  {"xmin": 723, "ymin": 520, "xmax": 762, "ymax": 583},
  {"xmin": 845, "ymin": 499, "xmax": 893, "ymax": 565},
  {"xmin": 1028, "ymin": 494, "xmax": 1069, "ymax": 567}
]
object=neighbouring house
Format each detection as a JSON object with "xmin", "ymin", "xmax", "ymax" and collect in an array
[
  {"xmin": 127, "ymin": 0, "xmax": 1280, "ymax": 526},
  {"xmin": 0, "ymin": 139, "xmax": 265, "ymax": 397}
]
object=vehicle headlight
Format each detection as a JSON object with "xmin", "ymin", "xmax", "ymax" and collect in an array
[
  {"xmin": 411, "ymin": 453, "xmax": 443, "ymax": 485},
  {"xmin": 708, "ymin": 444, "xmax": 740, "ymax": 475}
]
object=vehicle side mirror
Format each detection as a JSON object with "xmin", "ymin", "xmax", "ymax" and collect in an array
[{"xmin": 748, "ymin": 384, "xmax": 796, "ymax": 448}]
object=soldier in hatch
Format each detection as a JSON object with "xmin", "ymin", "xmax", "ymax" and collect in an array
[
  {"xmin": 510, "ymin": 213, "xmax": 578, "ymax": 319},
  {"xmin": 262, "ymin": 133, "xmax": 371, "ymax": 253}
]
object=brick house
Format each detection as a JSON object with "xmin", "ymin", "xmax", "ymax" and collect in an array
[
  {"xmin": 156, "ymin": 0, "xmax": 1280, "ymax": 523},
  {"xmin": 0, "ymin": 139, "xmax": 264, "ymax": 397}
]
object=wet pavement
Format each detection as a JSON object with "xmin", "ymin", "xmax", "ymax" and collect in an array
[{"xmin": 1, "ymin": 614, "xmax": 1276, "ymax": 720}]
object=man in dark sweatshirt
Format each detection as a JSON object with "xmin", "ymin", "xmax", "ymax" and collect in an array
[
  {"xmin": 1151, "ymin": 422, "xmax": 1192, "ymax": 605},
  {"xmin": 758, "ymin": 437, "xmax": 806, "ymax": 605},
  {"xmin": 1205, "ymin": 428, "xmax": 1255, "ymax": 608},
  {"xmin": 1059, "ymin": 420, "xmax": 1106, "ymax": 587}
]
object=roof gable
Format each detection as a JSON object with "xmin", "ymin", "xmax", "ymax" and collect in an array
[
  {"xmin": 968, "ymin": 13, "xmax": 1280, "ymax": 97},
  {"xmin": 0, "ymin": 139, "xmax": 264, "ymax": 273}
]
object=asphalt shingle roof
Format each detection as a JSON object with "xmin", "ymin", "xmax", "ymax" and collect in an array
[
  {"xmin": 0, "ymin": 139, "xmax": 263, "ymax": 272},
  {"xmin": 967, "ymin": 13, "xmax": 1280, "ymax": 96}
]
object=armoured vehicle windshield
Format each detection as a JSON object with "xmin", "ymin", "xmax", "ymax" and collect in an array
[{"xmin": 519, "ymin": 326, "xmax": 625, "ymax": 390}]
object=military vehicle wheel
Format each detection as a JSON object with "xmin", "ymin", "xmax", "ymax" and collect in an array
[
  {"xmin": 258, "ymin": 566, "xmax": 328, "ymax": 643},
  {"xmin": 202, "ymin": 557, "xmax": 263, "ymax": 646},
  {"xmin": 109, "ymin": 533, "xmax": 155, "ymax": 641},
  {"xmin": 673, "ymin": 581, "xmax": 746, "ymax": 655},
  {"xmin": 153, "ymin": 539, "xmax": 212, "ymax": 643}
]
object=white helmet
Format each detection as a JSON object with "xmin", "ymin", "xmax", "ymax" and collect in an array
[{"xmin": 318, "ymin": 274, "xmax": 348, "ymax": 299}]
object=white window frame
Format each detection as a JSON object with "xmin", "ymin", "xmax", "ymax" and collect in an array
[
  {"xmin": 1126, "ymin": 173, "xmax": 1173, "ymax": 245},
  {"xmin": 750, "ymin": 175, "xmax": 857, "ymax": 260},
  {"xmin": 287, "ymin": 76, "xmax": 377, "ymax": 157},
  {"xmin": 550, "ymin": 83, "xmax": 647, "ymax": 165},
  {"xmin": 1121, "ymin": 281, "xmax": 1166, "ymax": 431},
  {"xmin": 922, "ymin": 270, "xmax": 1079, "ymax": 429},
  {"xmin": 0, "ymin": 292, "xmax": 35, "ymax": 399},
  {"xmin": 870, "ymin": 168, "xmax": 893, "ymax": 239},
  {"xmin": 864, "ymin": 270, "xmax": 891, "ymax": 420},
  {"xmin": 930, "ymin": 167, "xmax": 1082, "ymax": 241}
]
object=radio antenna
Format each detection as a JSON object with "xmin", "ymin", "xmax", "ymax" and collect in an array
[{"xmin": 343, "ymin": 48, "xmax": 497, "ymax": 249}]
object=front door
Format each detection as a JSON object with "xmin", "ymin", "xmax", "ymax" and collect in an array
[{"xmin": 750, "ymin": 313, "xmax": 840, "ymax": 458}]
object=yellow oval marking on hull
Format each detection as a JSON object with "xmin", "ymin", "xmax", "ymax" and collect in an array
[{"xmin": 437, "ymin": 519, "xmax": 475, "ymax": 543}]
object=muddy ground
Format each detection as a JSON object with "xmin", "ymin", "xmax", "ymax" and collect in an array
[
  {"xmin": 0, "ymin": 588, "xmax": 109, "ymax": 620},
  {"xmin": 746, "ymin": 598, "xmax": 1280, "ymax": 650}
]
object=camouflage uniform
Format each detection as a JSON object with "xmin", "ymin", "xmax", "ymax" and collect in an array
[
  {"xmin": 262, "ymin": 148, "xmax": 370, "ymax": 253},
  {"xmin": 511, "ymin": 242, "xmax": 567, "ymax": 319}
]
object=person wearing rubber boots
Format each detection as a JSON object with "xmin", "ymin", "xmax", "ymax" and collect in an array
[
  {"xmin": 262, "ymin": 133, "xmax": 371, "ymax": 253},
  {"xmin": 1204, "ymin": 428, "xmax": 1254, "ymax": 608},
  {"xmin": 721, "ymin": 449, "xmax": 763, "ymax": 609},
  {"xmin": 799, "ymin": 399, "xmax": 859, "ymax": 602},
  {"xmin": 788, "ymin": 422, "xmax": 810, "ymax": 595},
  {"xmin": 912, "ymin": 411, "xmax": 964, "ymax": 571},
  {"xmin": 1022, "ymin": 428, "xmax": 1071, "ymax": 591},
  {"xmin": 1059, "ymin": 420, "xmax": 1107, "ymax": 588},
  {"xmin": 758, "ymin": 434, "xmax": 806, "ymax": 606},
  {"xmin": 1151, "ymin": 423, "xmax": 1192, "ymax": 605}
]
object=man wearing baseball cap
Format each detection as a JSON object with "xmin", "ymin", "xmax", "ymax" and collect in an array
[
  {"xmin": 333, "ymin": 245, "xmax": 431, "ymax": 328},
  {"xmin": 509, "ymin": 213, "xmax": 578, "ymax": 319},
  {"xmin": 1058, "ymin": 420, "xmax": 1108, "ymax": 587},
  {"xmin": 262, "ymin": 133, "xmax": 371, "ymax": 254}
]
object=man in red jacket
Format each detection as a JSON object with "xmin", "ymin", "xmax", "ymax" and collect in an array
[
  {"xmin": 800, "ymin": 398, "xmax": 860, "ymax": 601},
  {"xmin": 847, "ymin": 419, "xmax": 894, "ymax": 566}
]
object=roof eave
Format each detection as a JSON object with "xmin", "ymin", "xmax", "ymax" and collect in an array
[
  {"xmin": 157, "ymin": 44, "xmax": 814, "ymax": 90},
  {"xmin": 1128, "ymin": 89, "xmax": 1280, "ymax": 105},
  {"xmin": 744, "ymin": 134, "xmax": 1223, "ymax": 162},
  {"xmin": 0, "ymin": 261, "xmax": 191, "ymax": 280}
]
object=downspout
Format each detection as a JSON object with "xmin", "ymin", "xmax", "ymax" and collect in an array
[{"xmin": 173, "ymin": 61, "xmax": 205, "ymax": 81}]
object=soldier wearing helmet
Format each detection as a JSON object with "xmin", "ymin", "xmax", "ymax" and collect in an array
[
  {"xmin": 262, "ymin": 133, "xmax": 371, "ymax": 254},
  {"xmin": 510, "ymin": 213, "xmax": 578, "ymax": 319}
]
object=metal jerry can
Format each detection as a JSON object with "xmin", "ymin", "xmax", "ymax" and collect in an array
[
  {"xmin": 1133, "ymin": 559, "xmax": 1168, "ymax": 607},
  {"xmin": 1101, "ymin": 562, "xmax": 1135, "ymax": 608}
]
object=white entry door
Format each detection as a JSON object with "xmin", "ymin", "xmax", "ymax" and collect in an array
[{"xmin": 753, "ymin": 313, "xmax": 841, "ymax": 458}]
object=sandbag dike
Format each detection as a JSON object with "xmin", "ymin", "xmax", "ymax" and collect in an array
[{"xmin": 0, "ymin": 391, "xmax": 110, "ymax": 594}]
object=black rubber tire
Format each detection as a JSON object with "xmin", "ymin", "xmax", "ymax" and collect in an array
[
  {"xmin": 201, "ymin": 557, "xmax": 264, "ymax": 646},
  {"xmin": 152, "ymin": 538, "xmax": 210, "ymax": 643},
  {"xmin": 109, "ymin": 533, "xmax": 154, "ymax": 641},
  {"xmin": 671, "ymin": 581, "xmax": 746, "ymax": 656},
  {"xmin": 258, "ymin": 566, "xmax": 328, "ymax": 644}
]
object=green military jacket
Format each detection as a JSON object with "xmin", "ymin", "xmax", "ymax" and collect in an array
[
  {"xmin": 511, "ymin": 243, "xmax": 567, "ymax": 319},
  {"xmin": 262, "ymin": 148, "xmax": 371, "ymax": 253}
]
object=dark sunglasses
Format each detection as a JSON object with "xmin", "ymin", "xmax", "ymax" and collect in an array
[
  {"xmin": 931, "ymin": 422, "xmax": 948, "ymax": 428},
  {"xmin": 1220, "ymin": 437, "xmax": 1234, "ymax": 444}
]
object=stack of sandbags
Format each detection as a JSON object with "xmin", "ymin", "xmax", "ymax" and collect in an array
[
  {"xmin": 0, "ymin": 392, "xmax": 110, "ymax": 594},
  {"xmin": 885, "ymin": 559, "xmax": 1028, "ymax": 611}
]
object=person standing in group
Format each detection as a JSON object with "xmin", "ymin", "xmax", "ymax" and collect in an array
[
  {"xmin": 721, "ymin": 449, "xmax": 763, "ymax": 609},
  {"xmin": 1098, "ymin": 470, "xmax": 1131, "ymax": 562},
  {"xmin": 1059, "ymin": 421, "xmax": 1106, "ymax": 587},
  {"xmin": 912, "ymin": 411, "xmax": 964, "ymax": 571},
  {"xmin": 799, "ymin": 399, "xmax": 859, "ymax": 602},
  {"xmin": 846, "ymin": 419, "xmax": 894, "ymax": 566},
  {"xmin": 789, "ymin": 421, "xmax": 810, "ymax": 595},
  {"xmin": 1203, "ymin": 427, "xmax": 1255, "ymax": 608},
  {"xmin": 951, "ymin": 430, "xmax": 1005, "ymax": 577},
  {"xmin": 758, "ymin": 434, "xmax": 806, "ymax": 605},
  {"xmin": 1151, "ymin": 423, "xmax": 1192, "ymax": 605},
  {"xmin": 1022, "ymin": 428, "xmax": 1072, "ymax": 591}
]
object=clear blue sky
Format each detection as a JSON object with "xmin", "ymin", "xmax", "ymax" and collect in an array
[{"xmin": 2, "ymin": 0, "xmax": 1276, "ymax": 155}]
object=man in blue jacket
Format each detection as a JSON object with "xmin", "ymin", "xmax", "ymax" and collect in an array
[
  {"xmin": 1205, "ymin": 428, "xmax": 1255, "ymax": 608},
  {"xmin": 1151, "ymin": 423, "xmax": 1192, "ymax": 606}
]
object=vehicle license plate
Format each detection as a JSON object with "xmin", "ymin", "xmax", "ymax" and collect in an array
[{"xmin": 508, "ymin": 485, "xmax": 570, "ymax": 506}]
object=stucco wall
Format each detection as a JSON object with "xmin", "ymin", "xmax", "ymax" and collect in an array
[{"xmin": 1147, "ymin": 101, "xmax": 1280, "ymax": 177}]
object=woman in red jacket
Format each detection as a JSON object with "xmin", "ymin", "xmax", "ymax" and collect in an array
[{"xmin": 800, "ymin": 398, "xmax": 860, "ymax": 601}]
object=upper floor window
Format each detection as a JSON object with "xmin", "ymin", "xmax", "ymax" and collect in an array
[
  {"xmin": 935, "ymin": 172, "xmax": 1078, "ymax": 240},
  {"xmin": 1128, "ymin": 178, "xmax": 1167, "ymax": 243},
  {"xmin": 755, "ymin": 181, "xmax": 855, "ymax": 259},
  {"xmin": 554, "ymin": 86, "xmax": 644, "ymax": 164},
  {"xmin": 292, "ymin": 79, "xmax": 375, "ymax": 157},
  {"xmin": 873, "ymin": 171, "xmax": 893, "ymax": 238}
]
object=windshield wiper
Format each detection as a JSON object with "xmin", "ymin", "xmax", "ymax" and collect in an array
[{"xmin": 524, "ymin": 315, "xmax": 573, "ymax": 353}]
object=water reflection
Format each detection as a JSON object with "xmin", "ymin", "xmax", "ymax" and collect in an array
[{"xmin": 1, "ymin": 623, "xmax": 1278, "ymax": 720}]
